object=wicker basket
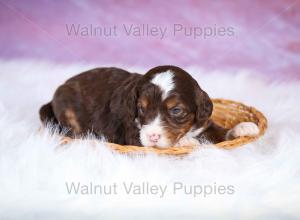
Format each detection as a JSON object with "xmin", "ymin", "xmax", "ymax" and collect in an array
[{"xmin": 105, "ymin": 98, "xmax": 267, "ymax": 155}]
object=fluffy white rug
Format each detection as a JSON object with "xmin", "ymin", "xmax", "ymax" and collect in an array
[{"xmin": 0, "ymin": 59, "xmax": 299, "ymax": 220}]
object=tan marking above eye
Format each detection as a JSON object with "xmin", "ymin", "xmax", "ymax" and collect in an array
[
  {"xmin": 139, "ymin": 97, "xmax": 149, "ymax": 109},
  {"xmin": 165, "ymin": 98, "xmax": 179, "ymax": 109}
]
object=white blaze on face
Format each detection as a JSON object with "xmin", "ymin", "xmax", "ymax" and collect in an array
[
  {"xmin": 139, "ymin": 114, "xmax": 172, "ymax": 148},
  {"xmin": 151, "ymin": 70, "xmax": 175, "ymax": 100}
]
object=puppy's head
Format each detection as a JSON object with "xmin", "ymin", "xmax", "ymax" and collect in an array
[{"xmin": 136, "ymin": 66, "xmax": 213, "ymax": 148}]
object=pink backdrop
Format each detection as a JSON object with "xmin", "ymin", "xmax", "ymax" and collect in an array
[{"xmin": 0, "ymin": 0, "xmax": 299, "ymax": 79}]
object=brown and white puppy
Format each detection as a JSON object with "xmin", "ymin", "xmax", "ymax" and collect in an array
[{"xmin": 39, "ymin": 65, "xmax": 259, "ymax": 148}]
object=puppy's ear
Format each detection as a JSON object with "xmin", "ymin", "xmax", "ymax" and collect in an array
[{"xmin": 194, "ymin": 87, "xmax": 213, "ymax": 127}]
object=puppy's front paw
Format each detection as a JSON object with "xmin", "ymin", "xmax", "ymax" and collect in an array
[
  {"xmin": 227, "ymin": 122, "xmax": 260, "ymax": 139},
  {"xmin": 175, "ymin": 136, "xmax": 200, "ymax": 147}
]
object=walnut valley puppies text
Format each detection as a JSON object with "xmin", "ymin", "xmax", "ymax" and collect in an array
[
  {"xmin": 65, "ymin": 181, "xmax": 235, "ymax": 198},
  {"xmin": 65, "ymin": 23, "xmax": 235, "ymax": 39}
]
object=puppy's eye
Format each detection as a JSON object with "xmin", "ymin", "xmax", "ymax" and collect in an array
[{"xmin": 169, "ymin": 107, "xmax": 183, "ymax": 116}]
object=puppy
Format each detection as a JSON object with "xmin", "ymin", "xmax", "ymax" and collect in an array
[{"xmin": 39, "ymin": 65, "xmax": 259, "ymax": 148}]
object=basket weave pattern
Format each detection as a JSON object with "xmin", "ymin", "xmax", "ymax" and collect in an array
[{"xmin": 106, "ymin": 99, "xmax": 267, "ymax": 155}]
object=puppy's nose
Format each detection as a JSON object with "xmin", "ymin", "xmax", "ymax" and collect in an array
[{"xmin": 148, "ymin": 133, "xmax": 161, "ymax": 143}]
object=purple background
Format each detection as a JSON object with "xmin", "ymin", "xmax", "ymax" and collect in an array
[{"xmin": 0, "ymin": 0, "xmax": 300, "ymax": 79}]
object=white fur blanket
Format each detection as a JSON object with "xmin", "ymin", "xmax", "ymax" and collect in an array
[{"xmin": 0, "ymin": 59, "xmax": 299, "ymax": 219}]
